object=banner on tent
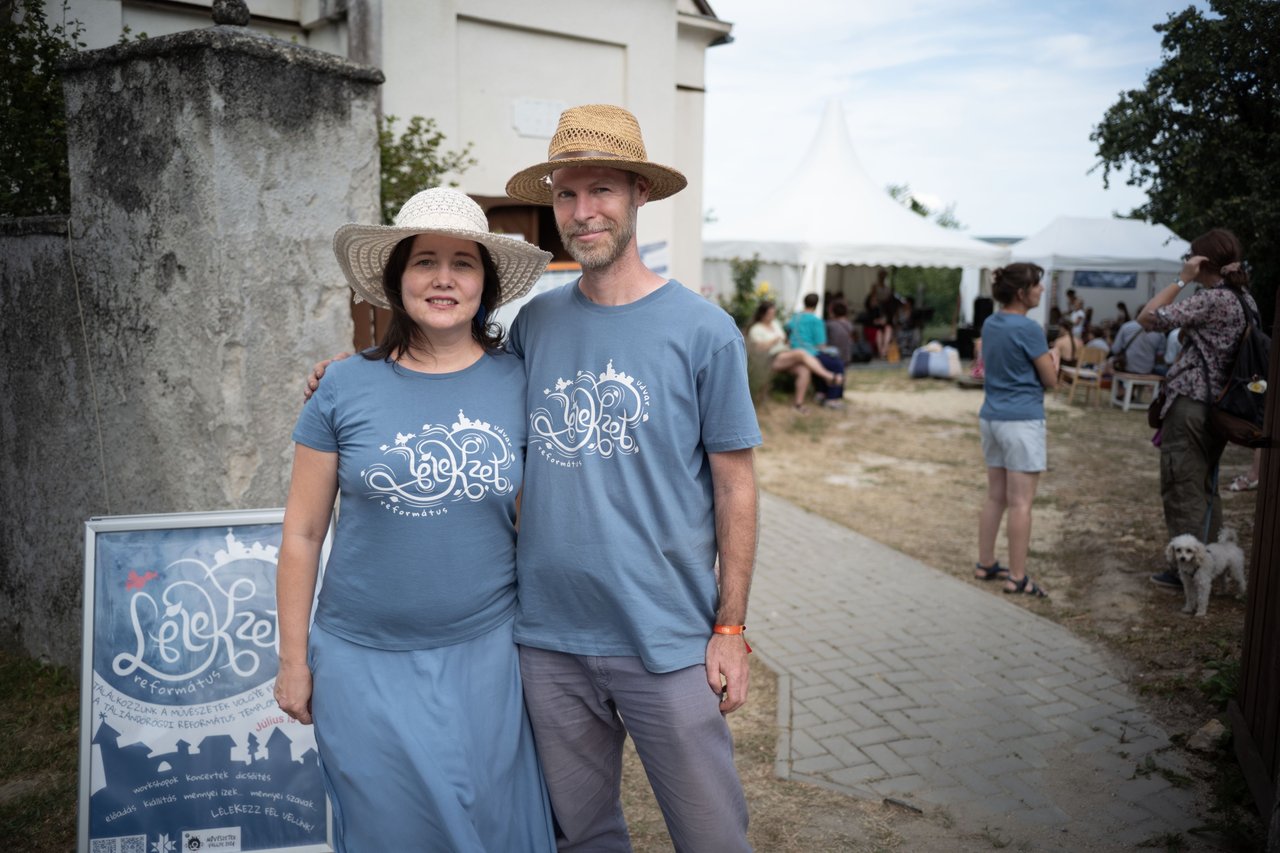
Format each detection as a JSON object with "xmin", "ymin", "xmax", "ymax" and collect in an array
[{"xmin": 1072, "ymin": 270, "xmax": 1137, "ymax": 289}]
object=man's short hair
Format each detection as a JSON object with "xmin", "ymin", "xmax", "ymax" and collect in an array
[{"xmin": 803, "ymin": 293, "xmax": 820, "ymax": 309}]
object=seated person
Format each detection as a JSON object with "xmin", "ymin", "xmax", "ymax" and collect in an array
[
  {"xmin": 895, "ymin": 296, "xmax": 921, "ymax": 356},
  {"xmin": 824, "ymin": 300, "xmax": 855, "ymax": 365},
  {"xmin": 1110, "ymin": 317, "xmax": 1169, "ymax": 376},
  {"xmin": 1051, "ymin": 323, "xmax": 1084, "ymax": 368},
  {"xmin": 1165, "ymin": 327, "xmax": 1182, "ymax": 366},
  {"xmin": 789, "ymin": 293, "xmax": 846, "ymax": 407},
  {"xmin": 747, "ymin": 300, "xmax": 840, "ymax": 411}
]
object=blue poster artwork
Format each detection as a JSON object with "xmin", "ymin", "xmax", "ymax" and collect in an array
[{"xmin": 87, "ymin": 521, "xmax": 329, "ymax": 853}]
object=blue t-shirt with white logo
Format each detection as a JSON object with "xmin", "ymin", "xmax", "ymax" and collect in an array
[
  {"xmin": 292, "ymin": 351, "xmax": 526, "ymax": 650},
  {"xmin": 979, "ymin": 311, "xmax": 1049, "ymax": 421},
  {"xmin": 508, "ymin": 280, "xmax": 762, "ymax": 673}
]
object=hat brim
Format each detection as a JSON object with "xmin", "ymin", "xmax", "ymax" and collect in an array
[
  {"xmin": 505, "ymin": 157, "xmax": 687, "ymax": 205},
  {"xmin": 333, "ymin": 224, "xmax": 552, "ymax": 310}
]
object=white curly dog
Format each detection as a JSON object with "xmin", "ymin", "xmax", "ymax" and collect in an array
[{"xmin": 1164, "ymin": 528, "xmax": 1247, "ymax": 617}]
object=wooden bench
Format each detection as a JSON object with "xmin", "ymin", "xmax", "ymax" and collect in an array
[{"xmin": 1110, "ymin": 372, "xmax": 1164, "ymax": 412}]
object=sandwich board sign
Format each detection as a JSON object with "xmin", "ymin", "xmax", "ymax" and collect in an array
[{"xmin": 78, "ymin": 509, "xmax": 333, "ymax": 853}]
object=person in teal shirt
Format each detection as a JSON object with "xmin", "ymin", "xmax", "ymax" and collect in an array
[{"xmin": 788, "ymin": 293, "xmax": 844, "ymax": 406}]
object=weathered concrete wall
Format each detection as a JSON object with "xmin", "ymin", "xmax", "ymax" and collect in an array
[
  {"xmin": 0, "ymin": 26, "xmax": 382, "ymax": 665},
  {"xmin": 0, "ymin": 216, "xmax": 93, "ymax": 660}
]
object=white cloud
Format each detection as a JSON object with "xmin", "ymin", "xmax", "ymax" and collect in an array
[{"xmin": 703, "ymin": 0, "xmax": 1189, "ymax": 236}]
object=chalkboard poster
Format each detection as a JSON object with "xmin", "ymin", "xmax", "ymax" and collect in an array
[{"xmin": 78, "ymin": 509, "xmax": 333, "ymax": 853}]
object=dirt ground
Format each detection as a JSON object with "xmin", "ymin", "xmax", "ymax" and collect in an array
[{"xmin": 621, "ymin": 367, "xmax": 1263, "ymax": 851}]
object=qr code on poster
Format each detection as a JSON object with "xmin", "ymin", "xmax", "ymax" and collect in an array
[{"xmin": 90, "ymin": 835, "xmax": 145, "ymax": 853}]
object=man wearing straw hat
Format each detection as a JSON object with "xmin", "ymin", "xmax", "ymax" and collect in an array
[
  {"xmin": 307, "ymin": 105, "xmax": 759, "ymax": 850},
  {"xmin": 503, "ymin": 104, "xmax": 759, "ymax": 851}
]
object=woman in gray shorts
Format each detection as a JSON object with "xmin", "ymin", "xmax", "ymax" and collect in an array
[{"xmin": 973, "ymin": 263, "xmax": 1060, "ymax": 597}]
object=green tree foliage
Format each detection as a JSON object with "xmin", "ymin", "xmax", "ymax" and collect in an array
[
  {"xmin": 0, "ymin": 2, "xmax": 84, "ymax": 217},
  {"xmin": 379, "ymin": 115, "xmax": 477, "ymax": 224},
  {"xmin": 886, "ymin": 183, "xmax": 965, "ymax": 329},
  {"xmin": 1091, "ymin": 0, "xmax": 1280, "ymax": 321},
  {"xmin": 719, "ymin": 254, "xmax": 765, "ymax": 327}
]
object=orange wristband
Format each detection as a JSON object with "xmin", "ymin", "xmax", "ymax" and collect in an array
[{"xmin": 713, "ymin": 624, "xmax": 751, "ymax": 653}]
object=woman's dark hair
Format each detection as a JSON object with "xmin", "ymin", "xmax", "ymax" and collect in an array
[
  {"xmin": 363, "ymin": 235, "xmax": 504, "ymax": 363},
  {"xmin": 750, "ymin": 299, "xmax": 776, "ymax": 326},
  {"xmin": 1116, "ymin": 301, "xmax": 1130, "ymax": 322},
  {"xmin": 991, "ymin": 262, "xmax": 1044, "ymax": 306},
  {"xmin": 1189, "ymin": 228, "xmax": 1250, "ymax": 291}
]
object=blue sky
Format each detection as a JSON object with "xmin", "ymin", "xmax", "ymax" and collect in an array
[{"xmin": 702, "ymin": 0, "xmax": 1198, "ymax": 239}]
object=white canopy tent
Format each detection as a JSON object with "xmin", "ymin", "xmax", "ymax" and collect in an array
[
  {"xmin": 702, "ymin": 99, "xmax": 1008, "ymax": 322},
  {"xmin": 1009, "ymin": 216, "xmax": 1188, "ymax": 328}
]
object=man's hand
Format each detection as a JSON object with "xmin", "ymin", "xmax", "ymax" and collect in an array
[
  {"xmin": 303, "ymin": 352, "xmax": 352, "ymax": 400},
  {"xmin": 273, "ymin": 661, "xmax": 314, "ymax": 725},
  {"xmin": 706, "ymin": 633, "xmax": 751, "ymax": 714}
]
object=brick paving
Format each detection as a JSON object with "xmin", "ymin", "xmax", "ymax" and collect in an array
[{"xmin": 752, "ymin": 492, "xmax": 1205, "ymax": 850}]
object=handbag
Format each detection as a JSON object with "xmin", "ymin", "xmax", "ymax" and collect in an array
[
  {"xmin": 1111, "ymin": 327, "xmax": 1141, "ymax": 374},
  {"xmin": 1147, "ymin": 390, "xmax": 1166, "ymax": 429}
]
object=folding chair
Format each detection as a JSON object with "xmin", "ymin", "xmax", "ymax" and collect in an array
[{"xmin": 1060, "ymin": 346, "xmax": 1107, "ymax": 406}]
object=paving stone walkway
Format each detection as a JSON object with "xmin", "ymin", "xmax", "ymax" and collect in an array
[{"xmin": 752, "ymin": 492, "xmax": 1206, "ymax": 851}]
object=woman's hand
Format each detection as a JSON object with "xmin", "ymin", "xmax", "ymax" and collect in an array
[
  {"xmin": 274, "ymin": 661, "xmax": 314, "ymax": 725},
  {"xmin": 1179, "ymin": 254, "xmax": 1208, "ymax": 283}
]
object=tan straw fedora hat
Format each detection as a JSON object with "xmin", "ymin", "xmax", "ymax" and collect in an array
[
  {"xmin": 505, "ymin": 104, "xmax": 687, "ymax": 205},
  {"xmin": 333, "ymin": 187, "xmax": 552, "ymax": 310}
]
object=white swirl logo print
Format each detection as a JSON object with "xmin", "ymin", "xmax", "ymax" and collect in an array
[
  {"xmin": 362, "ymin": 410, "xmax": 515, "ymax": 510},
  {"xmin": 531, "ymin": 360, "xmax": 649, "ymax": 461},
  {"xmin": 111, "ymin": 531, "xmax": 277, "ymax": 687}
]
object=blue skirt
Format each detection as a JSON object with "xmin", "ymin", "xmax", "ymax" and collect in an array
[{"xmin": 308, "ymin": 618, "xmax": 556, "ymax": 852}]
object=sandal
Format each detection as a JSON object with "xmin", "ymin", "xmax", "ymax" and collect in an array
[
  {"xmin": 1229, "ymin": 474, "xmax": 1258, "ymax": 492},
  {"xmin": 1004, "ymin": 575, "xmax": 1047, "ymax": 597},
  {"xmin": 792, "ymin": 403, "xmax": 811, "ymax": 414},
  {"xmin": 974, "ymin": 560, "xmax": 1008, "ymax": 581}
]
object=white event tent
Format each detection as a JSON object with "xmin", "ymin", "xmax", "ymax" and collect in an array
[
  {"xmin": 702, "ymin": 99, "xmax": 1009, "ymax": 321},
  {"xmin": 1010, "ymin": 216, "xmax": 1188, "ymax": 327}
]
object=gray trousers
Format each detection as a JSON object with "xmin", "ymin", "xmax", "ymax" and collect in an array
[
  {"xmin": 1160, "ymin": 396, "xmax": 1226, "ymax": 542},
  {"xmin": 518, "ymin": 645, "xmax": 751, "ymax": 853}
]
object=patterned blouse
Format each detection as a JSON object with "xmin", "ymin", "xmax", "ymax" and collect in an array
[{"xmin": 1148, "ymin": 284, "xmax": 1258, "ymax": 416}]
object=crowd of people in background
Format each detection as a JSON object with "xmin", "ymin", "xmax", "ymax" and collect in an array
[{"xmin": 744, "ymin": 269, "xmax": 929, "ymax": 411}]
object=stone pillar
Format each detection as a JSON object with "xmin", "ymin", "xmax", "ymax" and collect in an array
[{"xmin": 0, "ymin": 25, "xmax": 381, "ymax": 665}]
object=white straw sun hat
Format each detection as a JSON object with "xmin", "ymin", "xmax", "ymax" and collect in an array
[{"xmin": 333, "ymin": 188, "xmax": 552, "ymax": 310}]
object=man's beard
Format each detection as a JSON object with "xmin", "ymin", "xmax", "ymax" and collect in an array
[{"xmin": 559, "ymin": 207, "xmax": 636, "ymax": 271}]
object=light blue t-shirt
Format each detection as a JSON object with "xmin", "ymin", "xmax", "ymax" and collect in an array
[
  {"xmin": 788, "ymin": 312, "xmax": 826, "ymax": 356},
  {"xmin": 508, "ymin": 280, "xmax": 762, "ymax": 673},
  {"xmin": 979, "ymin": 311, "xmax": 1049, "ymax": 422},
  {"xmin": 292, "ymin": 351, "xmax": 526, "ymax": 650}
]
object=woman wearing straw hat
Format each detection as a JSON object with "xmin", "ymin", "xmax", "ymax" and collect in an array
[{"xmin": 273, "ymin": 188, "xmax": 555, "ymax": 851}]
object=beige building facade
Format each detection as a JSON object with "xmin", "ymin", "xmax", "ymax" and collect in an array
[{"xmin": 55, "ymin": 0, "xmax": 732, "ymax": 291}]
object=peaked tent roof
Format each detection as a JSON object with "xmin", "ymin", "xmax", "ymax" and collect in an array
[
  {"xmin": 704, "ymin": 99, "xmax": 1008, "ymax": 269},
  {"xmin": 1009, "ymin": 216, "xmax": 1188, "ymax": 273}
]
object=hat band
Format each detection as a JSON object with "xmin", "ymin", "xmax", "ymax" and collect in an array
[{"xmin": 549, "ymin": 149, "xmax": 636, "ymax": 162}]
